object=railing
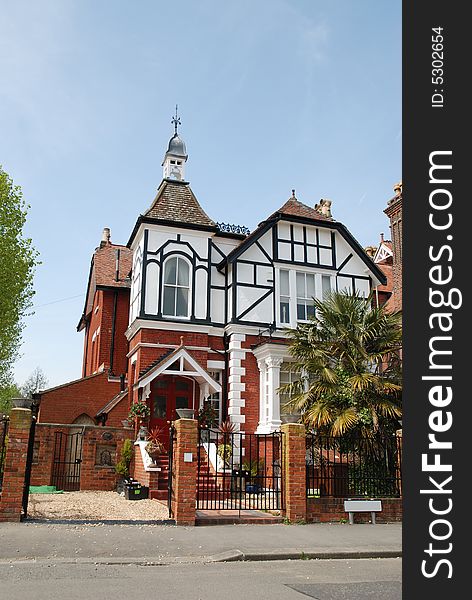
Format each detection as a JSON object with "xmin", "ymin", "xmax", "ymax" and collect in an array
[
  {"xmin": 197, "ymin": 428, "xmax": 283, "ymax": 511},
  {"xmin": 306, "ymin": 433, "xmax": 402, "ymax": 498},
  {"xmin": 0, "ymin": 416, "xmax": 9, "ymax": 492}
]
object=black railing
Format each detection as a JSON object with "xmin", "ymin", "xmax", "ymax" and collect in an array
[
  {"xmin": 0, "ymin": 416, "xmax": 9, "ymax": 492},
  {"xmin": 167, "ymin": 423, "xmax": 176, "ymax": 519},
  {"xmin": 306, "ymin": 433, "xmax": 402, "ymax": 498},
  {"xmin": 197, "ymin": 428, "xmax": 283, "ymax": 511}
]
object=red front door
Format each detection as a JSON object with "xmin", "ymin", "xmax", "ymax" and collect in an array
[{"xmin": 149, "ymin": 375, "xmax": 195, "ymax": 449}]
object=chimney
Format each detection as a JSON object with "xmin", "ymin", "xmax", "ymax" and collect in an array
[
  {"xmin": 100, "ymin": 228, "xmax": 111, "ymax": 248},
  {"xmin": 316, "ymin": 199, "xmax": 332, "ymax": 218},
  {"xmin": 380, "ymin": 232, "xmax": 385, "ymax": 243}
]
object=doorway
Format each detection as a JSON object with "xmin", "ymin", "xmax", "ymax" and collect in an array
[{"xmin": 149, "ymin": 375, "xmax": 195, "ymax": 449}]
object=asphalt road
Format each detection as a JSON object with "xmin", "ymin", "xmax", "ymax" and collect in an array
[{"xmin": 0, "ymin": 558, "xmax": 401, "ymax": 600}]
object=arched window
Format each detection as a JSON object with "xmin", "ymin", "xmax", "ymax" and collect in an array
[{"xmin": 162, "ymin": 256, "xmax": 191, "ymax": 318}]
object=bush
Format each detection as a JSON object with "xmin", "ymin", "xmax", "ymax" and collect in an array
[{"xmin": 115, "ymin": 439, "xmax": 133, "ymax": 478}]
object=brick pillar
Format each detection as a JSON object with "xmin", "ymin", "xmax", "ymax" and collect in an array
[
  {"xmin": 171, "ymin": 418, "xmax": 198, "ymax": 526},
  {"xmin": 281, "ymin": 422, "xmax": 307, "ymax": 523},
  {"xmin": 0, "ymin": 408, "xmax": 32, "ymax": 522}
]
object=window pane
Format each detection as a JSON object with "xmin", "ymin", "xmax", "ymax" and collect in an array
[
  {"xmin": 307, "ymin": 304, "xmax": 315, "ymax": 319},
  {"xmin": 163, "ymin": 286, "xmax": 176, "ymax": 315},
  {"xmin": 322, "ymin": 275, "xmax": 331, "ymax": 299},
  {"xmin": 175, "ymin": 396, "xmax": 189, "ymax": 409},
  {"xmin": 280, "ymin": 270, "xmax": 290, "ymax": 295},
  {"xmin": 164, "ymin": 258, "xmax": 177, "ymax": 284},
  {"xmin": 296, "ymin": 272, "xmax": 305, "ymax": 296},
  {"xmin": 177, "ymin": 258, "xmax": 190, "ymax": 286},
  {"xmin": 297, "ymin": 302, "xmax": 306, "ymax": 320},
  {"xmin": 176, "ymin": 288, "xmax": 188, "ymax": 316},
  {"xmin": 307, "ymin": 274, "xmax": 316, "ymax": 298},
  {"xmin": 175, "ymin": 380, "xmax": 189, "ymax": 390},
  {"xmin": 280, "ymin": 301, "xmax": 290, "ymax": 323},
  {"xmin": 152, "ymin": 395, "xmax": 166, "ymax": 419}
]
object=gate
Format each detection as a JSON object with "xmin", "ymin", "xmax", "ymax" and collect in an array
[
  {"xmin": 21, "ymin": 410, "xmax": 38, "ymax": 520},
  {"xmin": 51, "ymin": 430, "xmax": 84, "ymax": 491},
  {"xmin": 0, "ymin": 415, "xmax": 9, "ymax": 493},
  {"xmin": 167, "ymin": 423, "xmax": 176, "ymax": 518},
  {"xmin": 197, "ymin": 429, "xmax": 284, "ymax": 511}
]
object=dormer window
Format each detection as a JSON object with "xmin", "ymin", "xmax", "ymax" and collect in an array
[{"xmin": 162, "ymin": 256, "xmax": 191, "ymax": 318}]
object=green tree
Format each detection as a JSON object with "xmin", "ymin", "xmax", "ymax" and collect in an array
[
  {"xmin": 0, "ymin": 166, "xmax": 39, "ymax": 400},
  {"xmin": 282, "ymin": 291, "xmax": 402, "ymax": 437}
]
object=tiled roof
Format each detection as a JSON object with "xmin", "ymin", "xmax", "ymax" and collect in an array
[
  {"xmin": 96, "ymin": 388, "xmax": 128, "ymax": 417},
  {"xmin": 274, "ymin": 197, "xmax": 333, "ymax": 222},
  {"xmin": 93, "ymin": 243, "xmax": 132, "ymax": 289},
  {"xmin": 377, "ymin": 263, "xmax": 393, "ymax": 293},
  {"xmin": 145, "ymin": 179, "xmax": 216, "ymax": 228}
]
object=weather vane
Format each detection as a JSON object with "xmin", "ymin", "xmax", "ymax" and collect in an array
[{"xmin": 171, "ymin": 104, "xmax": 181, "ymax": 135}]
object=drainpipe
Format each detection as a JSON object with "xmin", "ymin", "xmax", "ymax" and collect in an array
[
  {"xmin": 109, "ymin": 290, "xmax": 118, "ymax": 376},
  {"xmin": 222, "ymin": 332, "xmax": 229, "ymax": 422}
]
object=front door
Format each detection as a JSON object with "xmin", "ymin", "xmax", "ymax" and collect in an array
[{"xmin": 149, "ymin": 375, "xmax": 195, "ymax": 449}]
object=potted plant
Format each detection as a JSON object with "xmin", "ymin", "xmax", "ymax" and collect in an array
[
  {"xmin": 198, "ymin": 401, "xmax": 218, "ymax": 443},
  {"xmin": 242, "ymin": 458, "xmax": 265, "ymax": 493},
  {"xmin": 217, "ymin": 418, "xmax": 236, "ymax": 468},
  {"xmin": 128, "ymin": 400, "xmax": 150, "ymax": 426},
  {"xmin": 145, "ymin": 426, "xmax": 165, "ymax": 464},
  {"xmin": 115, "ymin": 438, "xmax": 133, "ymax": 493}
]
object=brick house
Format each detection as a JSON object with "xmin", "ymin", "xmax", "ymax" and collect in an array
[{"xmin": 38, "ymin": 122, "xmax": 387, "ymax": 443}]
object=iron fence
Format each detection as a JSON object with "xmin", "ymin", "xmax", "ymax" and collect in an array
[
  {"xmin": 306, "ymin": 433, "xmax": 402, "ymax": 498},
  {"xmin": 0, "ymin": 416, "xmax": 9, "ymax": 492},
  {"xmin": 197, "ymin": 428, "xmax": 283, "ymax": 511}
]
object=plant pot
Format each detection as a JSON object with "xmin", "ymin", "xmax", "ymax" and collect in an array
[
  {"xmin": 12, "ymin": 398, "xmax": 33, "ymax": 409},
  {"xmin": 176, "ymin": 408, "xmax": 194, "ymax": 419},
  {"xmin": 280, "ymin": 413, "xmax": 300, "ymax": 424}
]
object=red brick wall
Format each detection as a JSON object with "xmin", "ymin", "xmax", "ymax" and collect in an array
[
  {"xmin": 30, "ymin": 424, "xmax": 134, "ymax": 491},
  {"xmin": 307, "ymin": 497, "xmax": 402, "ymax": 523},
  {"xmin": 82, "ymin": 289, "xmax": 130, "ymax": 378},
  {"xmin": 384, "ymin": 195, "xmax": 402, "ymax": 311},
  {"xmin": 38, "ymin": 372, "xmax": 122, "ymax": 426}
]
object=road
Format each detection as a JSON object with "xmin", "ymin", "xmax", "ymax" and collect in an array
[{"xmin": 0, "ymin": 558, "xmax": 401, "ymax": 599}]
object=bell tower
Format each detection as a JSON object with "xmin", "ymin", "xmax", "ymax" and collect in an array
[{"xmin": 162, "ymin": 105, "xmax": 188, "ymax": 181}]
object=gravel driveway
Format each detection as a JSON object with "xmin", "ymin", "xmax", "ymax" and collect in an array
[{"xmin": 27, "ymin": 491, "xmax": 169, "ymax": 521}]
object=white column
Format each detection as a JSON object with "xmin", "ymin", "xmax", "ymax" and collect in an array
[
  {"xmin": 255, "ymin": 355, "xmax": 284, "ymax": 434},
  {"xmin": 266, "ymin": 356, "xmax": 283, "ymax": 432}
]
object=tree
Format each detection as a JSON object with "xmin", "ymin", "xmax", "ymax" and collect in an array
[
  {"xmin": 0, "ymin": 166, "xmax": 39, "ymax": 397},
  {"xmin": 281, "ymin": 291, "xmax": 402, "ymax": 438},
  {"xmin": 20, "ymin": 367, "xmax": 49, "ymax": 398}
]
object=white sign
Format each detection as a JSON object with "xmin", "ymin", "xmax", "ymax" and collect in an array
[{"xmin": 184, "ymin": 452, "xmax": 193, "ymax": 463}]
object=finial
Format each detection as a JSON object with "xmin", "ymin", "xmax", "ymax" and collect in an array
[
  {"xmin": 291, "ymin": 189, "xmax": 296, "ymax": 199},
  {"xmin": 179, "ymin": 335, "xmax": 184, "ymax": 346},
  {"xmin": 171, "ymin": 104, "xmax": 181, "ymax": 135}
]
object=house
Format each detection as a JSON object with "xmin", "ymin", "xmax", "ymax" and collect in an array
[{"xmin": 38, "ymin": 119, "xmax": 387, "ymax": 442}]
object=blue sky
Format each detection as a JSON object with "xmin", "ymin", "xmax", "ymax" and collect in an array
[{"xmin": 0, "ymin": 0, "xmax": 401, "ymax": 388}]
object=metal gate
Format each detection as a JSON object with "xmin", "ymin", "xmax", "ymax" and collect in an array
[
  {"xmin": 0, "ymin": 415, "xmax": 9, "ymax": 493},
  {"xmin": 197, "ymin": 429, "xmax": 284, "ymax": 511},
  {"xmin": 167, "ymin": 424, "xmax": 176, "ymax": 518},
  {"xmin": 51, "ymin": 430, "xmax": 84, "ymax": 491},
  {"xmin": 21, "ymin": 411, "xmax": 37, "ymax": 520}
]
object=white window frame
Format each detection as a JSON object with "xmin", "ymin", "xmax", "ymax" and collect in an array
[
  {"xmin": 162, "ymin": 255, "xmax": 192, "ymax": 319},
  {"xmin": 275, "ymin": 266, "xmax": 334, "ymax": 328}
]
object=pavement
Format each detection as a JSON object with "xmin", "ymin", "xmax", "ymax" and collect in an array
[{"xmin": 0, "ymin": 521, "xmax": 401, "ymax": 565}]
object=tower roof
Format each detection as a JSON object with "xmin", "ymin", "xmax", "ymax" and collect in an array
[
  {"xmin": 144, "ymin": 179, "xmax": 216, "ymax": 228},
  {"xmin": 165, "ymin": 133, "xmax": 187, "ymax": 158}
]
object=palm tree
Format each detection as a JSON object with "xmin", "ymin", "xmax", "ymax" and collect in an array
[{"xmin": 281, "ymin": 291, "xmax": 402, "ymax": 438}]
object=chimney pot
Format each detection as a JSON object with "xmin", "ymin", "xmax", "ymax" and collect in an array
[{"xmin": 100, "ymin": 228, "xmax": 111, "ymax": 247}]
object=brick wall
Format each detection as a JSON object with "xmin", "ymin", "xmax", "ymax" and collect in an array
[
  {"xmin": 38, "ymin": 372, "xmax": 122, "ymax": 426},
  {"xmin": 384, "ymin": 192, "xmax": 403, "ymax": 311},
  {"xmin": 30, "ymin": 424, "xmax": 134, "ymax": 491},
  {"xmin": 307, "ymin": 497, "xmax": 402, "ymax": 523}
]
